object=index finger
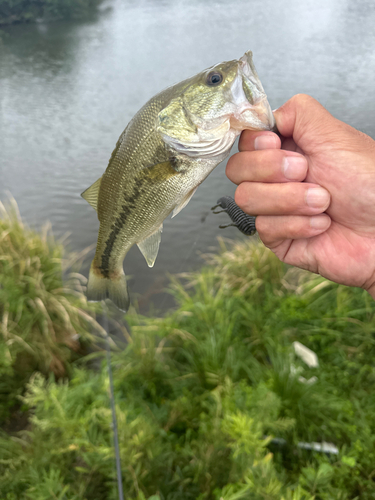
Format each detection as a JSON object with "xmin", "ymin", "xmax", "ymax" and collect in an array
[{"xmin": 239, "ymin": 130, "xmax": 281, "ymax": 152}]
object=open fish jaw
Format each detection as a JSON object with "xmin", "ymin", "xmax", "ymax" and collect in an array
[{"xmin": 158, "ymin": 51, "xmax": 274, "ymax": 158}]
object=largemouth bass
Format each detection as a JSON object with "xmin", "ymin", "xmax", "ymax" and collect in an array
[{"xmin": 81, "ymin": 51, "xmax": 275, "ymax": 312}]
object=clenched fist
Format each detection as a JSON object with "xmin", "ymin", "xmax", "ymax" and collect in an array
[{"xmin": 226, "ymin": 94, "xmax": 375, "ymax": 298}]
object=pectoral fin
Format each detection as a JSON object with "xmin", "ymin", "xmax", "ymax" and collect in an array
[
  {"xmin": 81, "ymin": 177, "xmax": 102, "ymax": 212},
  {"xmin": 172, "ymin": 187, "xmax": 198, "ymax": 218},
  {"xmin": 137, "ymin": 224, "xmax": 163, "ymax": 267}
]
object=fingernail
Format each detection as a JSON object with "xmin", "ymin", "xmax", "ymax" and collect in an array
[
  {"xmin": 254, "ymin": 135, "xmax": 278, "ymax": 150},
  {"xmin": 282, "ymin": 157, "xmax": 307, "ymax": 180},
  {"xmin": 310, "ymin": 215, "xmax": 330, "ymax": 230},
  {"xmin": 305, "ymin": 187, "xmax": 330, "ymax": 208}
]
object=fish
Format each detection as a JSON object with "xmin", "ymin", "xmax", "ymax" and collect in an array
[{"xmin": 81, "ymin": 50, "xmax": 275, "ymax": 312}]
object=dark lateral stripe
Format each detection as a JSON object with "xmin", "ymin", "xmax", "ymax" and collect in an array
[{"xmin": 100, "ymin": 183, "xmax": 142, "ymax": 277}]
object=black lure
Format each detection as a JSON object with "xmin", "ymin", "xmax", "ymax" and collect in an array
[{"xmin": 211, "ymin": 196, "xmax": 257, "ymax": 236}]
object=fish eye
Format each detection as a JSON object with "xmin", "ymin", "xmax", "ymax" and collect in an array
[{"xmin": 206, "ymin": 71, "xmax": 223, "ymax": 86}]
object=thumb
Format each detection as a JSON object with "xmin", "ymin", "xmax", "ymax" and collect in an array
[{"xmin": 274, "ymin": 94, "xmax": 339, "ymax": 153}]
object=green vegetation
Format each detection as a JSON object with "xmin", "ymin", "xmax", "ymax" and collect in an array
[
  {"xmin": 0, "ymin": 0, "xmax": 102, "ymax": 25},
  {"xmin": 0, "ymin": 199, "xmax": 101, "ymax": 423},
  {"xmin": 1, "ymin": 202, "xmax": 375, "ymax": 499}
]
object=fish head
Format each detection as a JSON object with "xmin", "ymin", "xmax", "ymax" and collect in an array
[{"xmin": 157, "ymin": 51, "xmax": 275, "ymax": 158}]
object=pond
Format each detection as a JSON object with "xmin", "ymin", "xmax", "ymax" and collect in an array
[{"xmin": 1, "ymin": 0, "xmax": 374, "ymax": 313}]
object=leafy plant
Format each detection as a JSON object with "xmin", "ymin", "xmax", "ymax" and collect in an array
[{"xmin": 1, "ymin": 222, "xmax": 375, "ymax": 498}]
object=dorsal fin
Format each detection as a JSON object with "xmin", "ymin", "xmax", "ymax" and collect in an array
[{"xmin": 81, "ymin": 177, "xmax": 102, "ymax": 212}]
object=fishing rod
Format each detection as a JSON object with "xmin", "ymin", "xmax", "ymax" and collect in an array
[{"xmin": 102, "ymin": 301, "xmax": 124, "ymax": 500}]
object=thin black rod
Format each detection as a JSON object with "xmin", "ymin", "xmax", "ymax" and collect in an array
[{"xmin": 102, "ymin": 301, "xmax": 124, "ymax": 500}]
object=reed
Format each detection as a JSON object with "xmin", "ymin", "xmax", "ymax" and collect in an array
[{"xmin": 0, "ymin": 198, "xmax": 101, "ymax": 422}]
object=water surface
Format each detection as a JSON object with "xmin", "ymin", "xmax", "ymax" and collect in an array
[{"xmin": 1, "ymin": 0, "xmax": 374, "ymax": 312}]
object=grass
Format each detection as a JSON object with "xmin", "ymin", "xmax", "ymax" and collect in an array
[
  {"xmin": 1, "ymin": 203, "xmax": 375, "ymax": 499},
  {"xmin": 0, "ymin": 198, "xmax": 103, "ymax": 424}
]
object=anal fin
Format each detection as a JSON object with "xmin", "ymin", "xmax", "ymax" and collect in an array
[
  {"xmin": 137, "ymin": 224, "xmax": 163, "ymax": 267},
  {"xmin": 172, "ymin": 187, "xmax": 197, "ymax": 218},
  {"xmin": 81, "ymin": 176, "xmax": 102, "ymax": 212}
]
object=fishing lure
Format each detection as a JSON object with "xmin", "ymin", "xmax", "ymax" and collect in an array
[{"xmin": 211, "ymin": 196, "xmax": 257, "ymax": 236}]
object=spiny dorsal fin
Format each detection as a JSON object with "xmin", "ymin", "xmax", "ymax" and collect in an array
[
  {"xmin": 81, "ymin": 176, "xmax": 102, "ymax": 212},
  {"xmin": 137, "ymin": 224, "xmax": 163, "ymax": 267},
  {"xmin": 172, "ymin": 186, "xmax": 197, "ymax": 218}
]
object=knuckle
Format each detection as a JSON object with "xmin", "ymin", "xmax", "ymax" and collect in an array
[
  {"xmin": 239, "ymin": 129, "xmax": 251, "ymax": 142},
  {"xmin": 238, "ymin": 131, "xmax": 250, "ymax": 151},
  {"xmin": 234, "ymin": 183, "xmax": 249, "ymax": 209},
  {"xmin": 278, "ymin": 194, "xmax": 295, "ymax": 213},
  {"xmin": 289, "ymin": 219, "xmax": 308, "ymax": 236},
  {"xmin": 291, "ymin": 93, "xmax": 315, "ymax": 107},
  {"xmin": 254, "ymin": 215, "xmax": 268, "ymax": 234},
  {"xmin": 225, "ymin": 156, "xmax": 235, "ymax": 177},
  {"xmin": 226, "ymin": 152, "xmax": 249, "ymax": 181},
  {"xmin": 282, "ymin": 185, "xmax": 306, "ymax": 214}
]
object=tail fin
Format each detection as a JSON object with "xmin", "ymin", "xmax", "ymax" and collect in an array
[{"xmin": 86, "ymin": 262, "xmax": 130, "ymax": 313}]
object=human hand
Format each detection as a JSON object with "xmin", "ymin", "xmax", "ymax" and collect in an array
[{"xmin": 226, "ymin": 94, "xmax": 375, "ymax": 298}]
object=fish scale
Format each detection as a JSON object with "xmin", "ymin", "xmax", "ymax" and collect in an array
[{"xmin": 81, "ymin": 51, "xmax": 275, "ymax": 311}]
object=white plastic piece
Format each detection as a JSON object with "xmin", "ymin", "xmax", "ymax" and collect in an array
[
  {"xmin": 270, "ymin": 437, "xmax": 339, "ymax": 455},
  {"xmin": 298, "ymin": 376, "xmax": 318, "ymax": 385},
  {"xmin": 298, "ymin": 441, "xmax": 339, "ymax": 454},
  {"xmin": 293, "ymin": 341, "xmax": 319, "ymax": 368}
]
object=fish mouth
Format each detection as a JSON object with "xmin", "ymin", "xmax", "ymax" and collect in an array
[
  {"xmin": 229, "ymin": 97, "xmax": 275, "ymax": 131},
  {"xmin": 159, "ymin": 50, "xmax": 275, "ymax": 158},
  {"xmin": 228, "ymin": 55, "xmax": 275, "ymax": 132}
]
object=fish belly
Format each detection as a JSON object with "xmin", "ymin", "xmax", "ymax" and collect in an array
[{"xmin": 94, "ymin": 157, "xmax": 219, "ymax": 276}]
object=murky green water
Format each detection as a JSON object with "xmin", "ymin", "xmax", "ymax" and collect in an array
[{"xmin": 1, "ymin": 0, "xmax": 374, "ymax": 312}]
